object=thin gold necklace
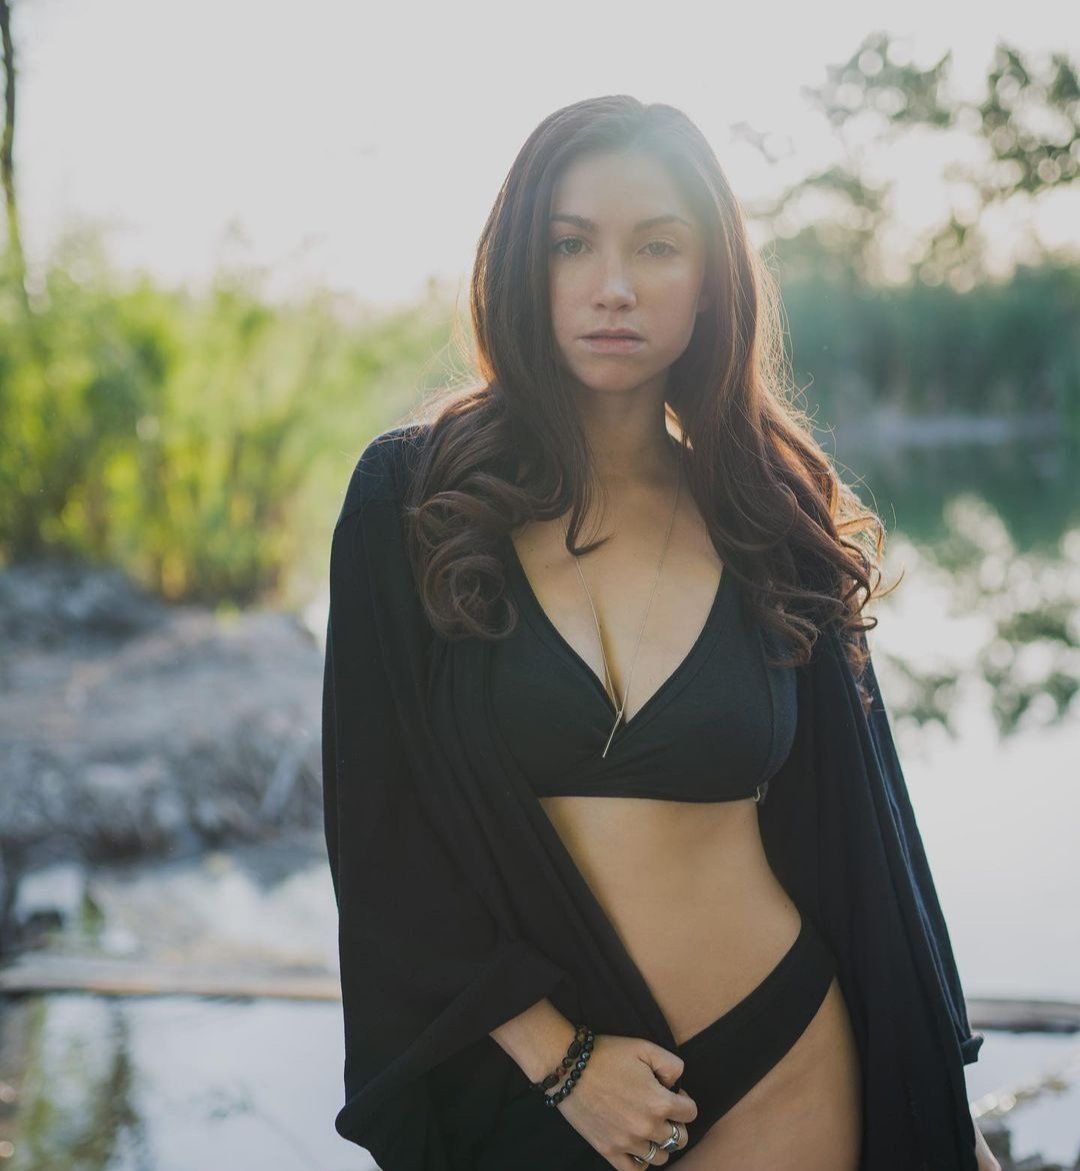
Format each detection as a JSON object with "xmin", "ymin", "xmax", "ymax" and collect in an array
[{"xmin": 569, "ymin": 450, "xmax": 683, "ymax": 758}]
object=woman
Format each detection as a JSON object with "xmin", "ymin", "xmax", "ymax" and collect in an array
[{"xmin": 322, "ymin": 95, "xmax": 996, "ymax": 1170}]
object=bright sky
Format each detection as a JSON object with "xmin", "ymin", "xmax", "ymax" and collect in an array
[{"xmin": 15, "ymin": 0, "xmax": 1079, "ymax": 310}]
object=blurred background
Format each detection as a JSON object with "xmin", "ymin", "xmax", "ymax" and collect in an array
[{"xmin": 0, "ymin": 1, "xmax": 1077, "ymax": 1169}]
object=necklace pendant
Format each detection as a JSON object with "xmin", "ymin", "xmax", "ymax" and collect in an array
[{"xmin": 601, "ymin": 709, "xmax": 622, "ymax": 758}]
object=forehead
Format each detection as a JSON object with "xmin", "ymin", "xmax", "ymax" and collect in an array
[{"xmin": 549, "ymin": 149, "xmax": 695, "ymax": 231}]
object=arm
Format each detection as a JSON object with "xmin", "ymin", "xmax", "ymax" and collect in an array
[
  {"xmin": 972, "ymin": 1108, "xmax": 1002, "ymax": 1171},
  {"xmin": 489, "ymin": 997, "xmax": 578, "ymax": 1084},
  {"xmin": 322, "ymin": 434, "xmax": 570, "ymax": 1169}
]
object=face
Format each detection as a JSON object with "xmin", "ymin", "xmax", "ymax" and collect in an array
[{"xmin": 547, "ymin": 149, "xmax": 710, "ymax": 401}]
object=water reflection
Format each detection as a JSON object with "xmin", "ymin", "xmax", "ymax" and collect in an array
[
  {"xmin": 0, "ymin": 434, "xmax": 1077, "ymax": 1168},
  {"xmin": 3, "ymin": 998, "xmax": 1078, "ymax": 1171},
  {"xmin": 833, "ymin": 429, "xmax": 1080, "ymax": 739},
  {"xmin": 11, "ymin": 997, "xmax": 147, "ymax": 1171},
  {"xmin": 5, "ymin": 993, "xmax": 363, "ymax": 1171},
  {"xmin": 967, "ymin": 1033, "xmax": 1080, "ymax": 1169},
  {"xmin": 865, "ymin": 508, "xmax": 1079, "ymax": 736}
]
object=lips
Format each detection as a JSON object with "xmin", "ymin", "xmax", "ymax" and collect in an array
[
  {"xmin": 584, "ymin": 330, "xmax": 643, "ymax": 339},
  {"xmin": 581, "ymin": 334, "xmax": 646, "ymax": 354}
]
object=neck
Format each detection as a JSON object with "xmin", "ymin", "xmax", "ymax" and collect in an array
[{"xmin": 576, "ymin": 401, "xmax": 679, "ymax": 492}]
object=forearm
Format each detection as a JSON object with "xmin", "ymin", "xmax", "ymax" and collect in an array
[
  {"xmin": 490, "ymin": 997, "xmax": 577, "ymax": 1083},
  {"xmin": 971, "ymin": 1107, "xmax": 1002, "ymax": 1171}
]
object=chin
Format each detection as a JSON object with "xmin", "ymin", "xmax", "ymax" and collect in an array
[{"xmin": 577, "ymin": 378, "xmax": 659, "ymax": 400}]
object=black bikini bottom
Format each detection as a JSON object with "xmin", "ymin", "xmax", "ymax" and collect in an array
[
  {"xmin": 666, "ymin": 910, "xmax": 837, "ymax": 1160},
  {"xmin": 471, "ymin": 911, "xmax": 837, "ymax": 1170}
]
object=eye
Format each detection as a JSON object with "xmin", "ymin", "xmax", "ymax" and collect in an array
[
  {"xmin": 551, "ymin": 236, "xmax": 585, "ymax": 256},
  {"xmin": 551, "ymin": 237, "xmax": 679, "ymax": 258}
]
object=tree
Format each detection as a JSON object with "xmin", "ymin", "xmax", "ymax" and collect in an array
[
  {"xmin": 0, "ymin": 0, "xmax": 30, "ymax": 318},
  {"xmin": 739, "ymin": 32, "xmax": 1080, "ymax": 288}
]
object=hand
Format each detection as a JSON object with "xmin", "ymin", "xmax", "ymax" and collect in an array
[
  {"xmin": 972, "ymin": 1113, "xmax": 1002, "ymax": 1171},
  {"xmin": 553, "ymin": 1033, "xmax": 698, "ymax": 1169}
]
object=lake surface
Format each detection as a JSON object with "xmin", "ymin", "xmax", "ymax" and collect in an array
[
  {"xmin": 3, "ymin": 992, "xmax": 1077, "ymax": 1171},
  {"xmin": 2, "ymin": 431, "xmax": 1077, "ymax": 1168}
]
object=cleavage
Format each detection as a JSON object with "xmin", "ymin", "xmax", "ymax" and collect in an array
[{"xmin": 509, "ymin": 533, "xmax": 724, "ymax": 727}]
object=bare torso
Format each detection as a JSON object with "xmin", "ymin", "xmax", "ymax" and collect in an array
[{"xmin": 511, "ymin": 471, "xmax": 862, "ymax": 1168}]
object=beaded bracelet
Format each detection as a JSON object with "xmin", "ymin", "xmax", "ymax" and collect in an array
[
  {"xmin": 530, "ymin": 1024, "xmax": 589, "ymax": 1093},
  {"xmin": 544, "ymin": 1031, "xmax": 593, "ymax": 1106},
  {"xmin": 531, "ymin": 1024, "xmax": 595, "ymax": 1107}
]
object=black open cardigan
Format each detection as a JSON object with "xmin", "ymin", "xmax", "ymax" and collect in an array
[{"xmin": 321, "ymin": 423, "xmax": 984, "ymax": 1171}]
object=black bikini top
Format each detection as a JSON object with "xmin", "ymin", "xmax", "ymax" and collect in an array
[{"xmin": 490, "ymin": 537, "xmax": 798, "ymax": 803}]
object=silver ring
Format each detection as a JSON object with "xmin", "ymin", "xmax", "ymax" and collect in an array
[
  {"xmin": 636, "ymin": 1140, "xmax": 659, "ymax": 1164},
  {"xmin": 659, "ymin": 1119, "xmax": 683, "ymax": 1151}
]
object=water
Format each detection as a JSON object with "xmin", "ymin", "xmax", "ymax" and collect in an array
[
  {"xmin": 0, "ymin": 836, "xmax": 365, "ymax": 1171},
  {"xmin": 5, "ymin": 994, "xmax": 361, "ymax": 1171},
  {"xmin": 966, "ymin": 1032, "xmax": 1080, "ymax": 1168},
  {"xmin": 2, "ymin": 433, "xmax": 1078, "ymax": 1169}
]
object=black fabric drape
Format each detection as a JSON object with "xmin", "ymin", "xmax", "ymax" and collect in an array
[{"xmin": 322, "ymin": 425, "xmax": 983, "ymax": 1171}]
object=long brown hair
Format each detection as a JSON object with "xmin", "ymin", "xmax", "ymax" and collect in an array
[{"xmin": 397, "ymin": 94, "xmax": 896, "ymax": 711}]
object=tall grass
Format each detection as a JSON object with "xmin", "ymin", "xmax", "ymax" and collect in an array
[{"xmin": 2, "ymin": 233, "xmax": 1076, "ymax": 604}]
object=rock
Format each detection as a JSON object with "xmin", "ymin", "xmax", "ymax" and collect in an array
[
  {"xmin": 0, "ymin": 557, "xmax": 326, "ymax": 945},
  {"xmin": 0, "ymin": 555, "xmax": 166, "ymax": 652},
  {"xmin": 11, "ymin": 860, "xmax": 89, "ymax": 940}
]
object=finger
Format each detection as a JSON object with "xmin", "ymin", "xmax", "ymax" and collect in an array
[
  {"xmin": 642, "ymin": 1042, "xmax": 685, "ymax": 1090},
  {"xmin": 620, "ymin": 1148, "xmax": 670, "ymax": 1169},
  {"xmin": 622, "ymin": 1133, "xmax": 674, "ymax": 1169},
  {"xmin": 663, "ymin": 1087, "xmax": 699, "ymax": 1125},
  {"xmin": 651, "ymin": 1117, "xmax": 688, "ymax": 1156},
  {"xmin": 615, "ymin": 1153, "xmax": 666, "ymax": 1171}
]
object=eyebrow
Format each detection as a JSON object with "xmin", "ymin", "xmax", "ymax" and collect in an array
[{"xmin": 549, "ymin": 213, "xmax": 694, "ymax": 232}]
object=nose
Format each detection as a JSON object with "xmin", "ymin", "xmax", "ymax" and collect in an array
[{"xmin": 593, "ymin": 254, "xmax": 637, "ymax": 309}]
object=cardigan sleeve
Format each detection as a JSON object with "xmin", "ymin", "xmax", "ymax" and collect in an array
[
  {"xmin": 860, "ymin": 645, "xmax": 985, "ymax": 1066},
  {"xmin": 322, "ymin": 432, "xmax": 570, "ymax": 1169}
]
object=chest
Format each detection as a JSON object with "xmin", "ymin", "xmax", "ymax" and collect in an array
[
  {"xmin": 507, "ymin": 528, "xmax": 725, "ymax": 721},
  {"xmin": 489, "ymin": 534, "xmax": 796, "ymax": 802}
]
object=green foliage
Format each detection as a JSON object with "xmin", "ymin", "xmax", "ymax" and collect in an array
[
  {"xmin": 977, "ymin": 45, "xmax": 1080, "ymax": 199},
  {"xmin": 0, "ymin": 237, "xmax": 455, "ymax": 603},
  {"xmin": 800, "ymin": 30, "xmax": 955, "ymax": 132},
  {"xmin": 3, "ymin": 29, "xmax": 1078, "ymax": 604},
  {"xmin": 3, "ymin": 233, "xmax": 1076, "ymax": 605},
  {"xmin": 776, "ymin": 246, "xmax": 1080, "ymax": 432},
  {"xmin": 751, "ymin": 34, "xmax": 1080, "ymax": 287}
]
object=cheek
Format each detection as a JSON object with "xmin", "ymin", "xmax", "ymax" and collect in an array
[
  {"xmin": 656, "ymin": 259, "xmax": 705, "ymax": 296},
  {"xmin": 548, "ymin": 273, "xmax": 578, "ymax": 337},
  {"xmin": 654, "ymin": 270, "xmax": 704, "ymax": 316}
]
